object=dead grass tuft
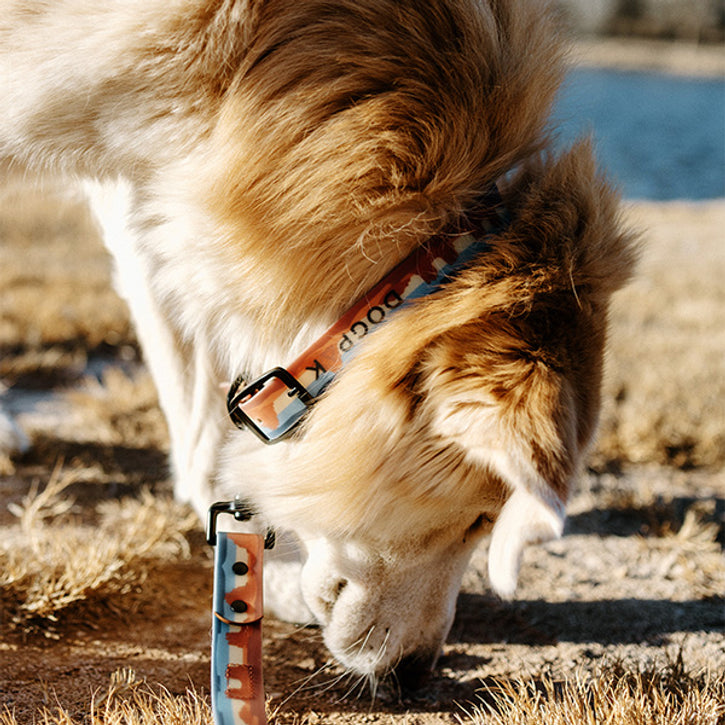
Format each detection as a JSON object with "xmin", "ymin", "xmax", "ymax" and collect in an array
[
  {"xmin": 0, "ymin": 670, "xmax": 213, "ymax": 725},
  {"xmin": 462, "ymin": 654, "xmax": 725, "ymax": 725},
  {"xmin": 0, "ymin": 464, "xmax": 197, "ymax": 633},
  {"xmin": 1, "ymin": 659, "xmax": 722, "ymax": 725}
]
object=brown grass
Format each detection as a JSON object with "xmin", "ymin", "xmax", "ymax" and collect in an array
[
  {"xmin": 596, "ymin": 201, "xmax": 725, "ymax": 470},
  {"xmin": 1, "ymin": 658, "xmax": 722, "ymax": 725},
  {"xmin": 0, "ymin": 670, "xmax": 213, "ymax": 725},
  {"xmin": 0, "ymin": 177, "xmax": 132, "ymax": 353},
  {"xmin": 0, "ymin": 464, "xmax": 196, "ymax": 634},
  {"xmin": 62, "ymin": 367, "xmax": 169, "ymax": 450},
  {"xmin": 462, "ymin": 654, "xmax": 725, "ymax": 725}
]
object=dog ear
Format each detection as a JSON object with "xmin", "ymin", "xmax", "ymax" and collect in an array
[
  {"xmin": 487, "ymin": 483, "xmax": 564, "ymax": 598},
  {"xmin": 430, "ymin": 360, "xmax": 574, "ymax": 598},
  {"xmin": 436, "ymin": 398, "xmax": 567, "ymax": 597}
]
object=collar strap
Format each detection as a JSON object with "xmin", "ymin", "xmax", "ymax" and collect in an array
[
  {"xmin": 227, "ymin": 187, "xmax": 507, "ymax": 444},
  {"xmin": 209, "ymin": 500, "xmax": 274, "ymax": 725}
]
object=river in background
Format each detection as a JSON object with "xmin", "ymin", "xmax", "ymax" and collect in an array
[{"xmin": 554, "ymin": 67, "xmax": 725, "ymax": 200}]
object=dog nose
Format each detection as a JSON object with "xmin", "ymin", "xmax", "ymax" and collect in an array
[{"xmin": 394, "ymin": 650, "xmax": 438, "ymax": 691}]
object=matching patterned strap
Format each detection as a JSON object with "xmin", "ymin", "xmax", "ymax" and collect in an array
[{"xmin": 211, "ymin": 532, "xmax": 267, "ymax": 725}]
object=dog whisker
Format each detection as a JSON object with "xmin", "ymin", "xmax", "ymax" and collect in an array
[
  {"xmin": 268, "ymin": 657, "xmax": 341, "ymax": 716},
  {"xmin": 281, "ymin": 617, "xmax": 320, "ymax": 637},
  {"xmin": 367, "ymin": 670, "xmax": 380, "ymax": 704},
  {"xmin": 335, "ymin": 670, "xmax": 369, "ymax": 704}
]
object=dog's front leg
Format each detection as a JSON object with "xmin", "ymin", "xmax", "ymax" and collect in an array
[{"xmin": 85, "ymin": 180, "xmax": 226, "ymax": 514}]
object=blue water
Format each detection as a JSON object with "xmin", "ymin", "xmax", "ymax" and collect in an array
[{"xmin": 554, "ymin": 68, "xmax": 725, "ymax": 200}]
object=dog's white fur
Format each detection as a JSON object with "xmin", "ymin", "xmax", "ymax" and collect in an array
[{"xmin": 0, "ymin": 0, "xmax": 635, "ymax": 681}]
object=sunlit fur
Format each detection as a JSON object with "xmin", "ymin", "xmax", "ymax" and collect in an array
[
  {"xmin": 244, "ymin": 142, "xmax": 634, "ymax": 533},
  {"xmin": 0, "ymin": 0, "xmax": 636, "ymax": 682}
]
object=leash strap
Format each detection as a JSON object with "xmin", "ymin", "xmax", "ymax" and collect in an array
[
  {"xmin": 227, "ymin": 188, "xmax": 507, "ymax": 443},
  {"xmin": 211, "ymin": 531, "xmax": 267, "ymax": 725}
]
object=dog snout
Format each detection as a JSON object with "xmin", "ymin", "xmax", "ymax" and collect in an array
[
  {"xmin": 311, "ymin": 576, "xmax": 349, "ymax": 622},
  {"xmin": 393, "ymin": 649, "xmax": 438, "ymax": 691}
]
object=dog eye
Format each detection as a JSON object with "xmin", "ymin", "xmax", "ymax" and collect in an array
[
  {"xmin": 464, "ymin": 513, "xmax": 491, "ymax": 541},
  {"xmin": 476, "ymin": 514, "xmax": 493, "ymax": 529}
]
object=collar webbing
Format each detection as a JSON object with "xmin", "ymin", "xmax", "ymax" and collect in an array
[{"xmin": 227, "ymin": 186, "xmax": 508, "ymax": 443}]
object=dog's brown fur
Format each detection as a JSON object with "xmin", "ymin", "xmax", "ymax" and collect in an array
[
  {"xmin": 252, "ymin": 142, "xmax": 634, "ymax": 539},
  {"xmin": 203, "ymin": 0, "xmax": 567, "ymax": 333},
  {"xmin": 1, "ymin": 0, "xmax": 636, "ymax": 681}
]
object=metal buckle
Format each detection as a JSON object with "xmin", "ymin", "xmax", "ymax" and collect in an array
[
  {"xmin": 206, "ymin": 500, "xmax": 254, "ymax": 546},
  {"xmin": 206, "ymin": 499, "xmax": 276, "ymax": 549},
  {"xmin": 226, "ymin": 367, "xmax": 313, "ymax": 444}
]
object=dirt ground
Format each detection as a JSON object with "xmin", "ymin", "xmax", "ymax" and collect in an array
[{"xmin": 1, "ymin": 41, "xmax": 724, "ymax": 725}]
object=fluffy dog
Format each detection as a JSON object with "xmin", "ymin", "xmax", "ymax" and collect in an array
[{"xmin": 0, "ymin": 0, "xmax": 635, "ymax": 685}]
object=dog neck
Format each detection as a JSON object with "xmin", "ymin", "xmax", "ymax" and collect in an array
[{"xmin": 227, "ymin": 186, "xmax": 509, "ymax": 444}]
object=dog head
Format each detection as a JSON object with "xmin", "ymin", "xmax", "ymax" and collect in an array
[
  {"xmin": 209, "ymin": 0, "xmax": 636, "ymax": 684},
  {"xmin": 220, "ymin": 142, "xmax": 635, "ymax": 683}
]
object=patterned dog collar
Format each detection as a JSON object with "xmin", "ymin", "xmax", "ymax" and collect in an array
[{"xmin": 227, "ymin": 187, "xmax": 507, "ymax": 443}]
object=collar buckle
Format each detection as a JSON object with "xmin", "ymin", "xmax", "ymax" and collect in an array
[{"xmin": 227, "ymin": 367, "xmax": 313, "ymax": 444}]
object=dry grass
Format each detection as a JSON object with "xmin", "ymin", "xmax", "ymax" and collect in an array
[
  {"xmin": 0, "ymin": 176, "xmax": 132, "ymax": 353},
  {"xmin": 62, "ymin": 367, "xmax": 169, "ymax": 450},
  {"xmin": 462, "ymin": 654, "xmax": 725, "ymax": 725},
  {"xmin": 0, "ymin": 670, "xmax": 213, "ymax": 725},
  {"xmin": 596, "ymin": 201, "xmax": 725, "ymax": 470},
  {"xmin": 0, "ymin": 464, "xmax": 196, "ymax": 633},
  {"xmin": 1, "ymin": 658, "xmax": 722, "ymax": 725}
]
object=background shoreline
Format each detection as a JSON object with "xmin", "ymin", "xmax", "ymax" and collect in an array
[{"xmin": 572, "ymin": 36, "xmax": 725, "ymax": 77}]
